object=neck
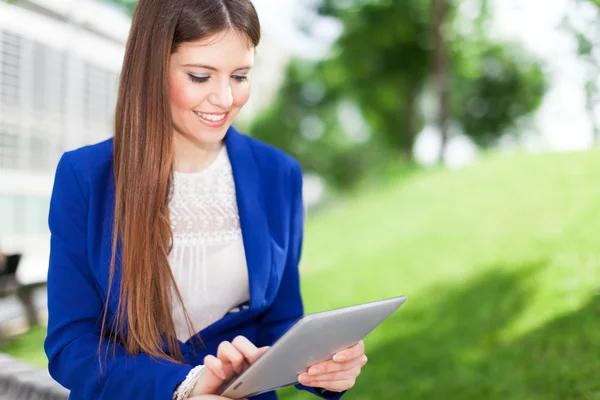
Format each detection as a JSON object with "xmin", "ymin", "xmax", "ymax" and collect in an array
[{"xmin": 173, "ymin": 132, "xmax": 223, "ymax": 173}]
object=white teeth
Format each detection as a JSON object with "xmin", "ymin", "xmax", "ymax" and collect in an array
[{"xmin": 195, "ymin": 112, "xmax": 226, "ymax": 122}]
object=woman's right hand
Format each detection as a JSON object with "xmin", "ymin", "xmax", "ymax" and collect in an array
[{"xmin": 190, "ymin": 336, "xmax": 269, "ymax": 397}]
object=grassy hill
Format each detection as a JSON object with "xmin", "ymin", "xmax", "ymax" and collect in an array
[
  {"xmin": 3, "ymin": 149, "xmax": 600, "ymax": 399},
  {"xmin": 280, "ymin": 149, "xmax": 600, "ymax": 400}
]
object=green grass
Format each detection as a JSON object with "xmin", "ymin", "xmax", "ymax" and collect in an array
[
  {"xmin": 279, "ymin": 149, "xmax": 600, "ymax": 400},
  {"xmin": 1, "ymin": 324, "xmax": 47, "ymax": 368},
  {"xmin": 3, "ymin": 149, "xmax": 600, "ymax": 399}
]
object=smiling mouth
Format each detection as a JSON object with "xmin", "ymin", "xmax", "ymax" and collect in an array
[{"xmin": 193, "ymin": 111, "xmax": 228, "ymax": 122}]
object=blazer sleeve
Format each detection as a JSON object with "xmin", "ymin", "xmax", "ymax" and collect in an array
[
  {"xmin": 256, "ymin": 162, "xmax": 345, "ymax": 400},
  {"xmin": 44, "ymin": 153, "xmax": 192, "ymax": 400}
]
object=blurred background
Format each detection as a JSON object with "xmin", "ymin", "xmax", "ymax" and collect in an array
[{"xmin": 0, "ymin": 0, "xmax": 599, "ymax": 398}]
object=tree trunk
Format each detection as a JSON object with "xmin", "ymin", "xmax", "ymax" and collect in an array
[
  {"xmin": 585, "ymin": 81, "xmax": 600, "ymax": 145},
  {"xmin": 432, "ymin": 0, "xmax": 451, "ymax": 164},
  {"xmin": 399, "ymin": 80, "xmax": 423, "ymax": 161}
]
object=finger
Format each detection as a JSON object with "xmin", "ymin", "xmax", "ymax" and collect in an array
[
  {"xmin": 359, "ymin": 354, "xmax": 368, "ymax": 367},
  {"xmin": 217, "ymin": 341, "xmax": 245, "ymax": 374},
  {"xmin": 299, "ymin": 379, "xmax": 356, "ymax": 391},
  {"xmin": 333, "ymin": 340, "xmax": 365, "ymax": 363},
  {"xmin": 231, "ymin": 336, "xmax": 264, "ymax": 364},
  {"xmin": 307, "ymin": 360, "xmax": 353, "ymax": 376},
  {"xmin": 299, "ymin": 366, "xmax": 361, "ymax": 383},
  {"xmin": 256, "ymin": 346, "xmax": 270, "ymax": 359},
  {"xmin": 204, "ymin": 354, "xmax": 227, "ymax": 380}
]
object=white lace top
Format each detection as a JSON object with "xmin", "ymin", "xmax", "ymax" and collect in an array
[{"xmin": 168, "ymin": 145, "xmax": 250, "ymax": 342}]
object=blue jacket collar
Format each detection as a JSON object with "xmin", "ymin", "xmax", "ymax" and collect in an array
[{"xmin": 225, "ymin": 126, "xmax": 272, "ymax": 313}]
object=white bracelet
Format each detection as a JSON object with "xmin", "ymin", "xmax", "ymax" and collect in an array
[{"xmin": 173, "ymin": 365, "xmax": 205, "ymax": 400}]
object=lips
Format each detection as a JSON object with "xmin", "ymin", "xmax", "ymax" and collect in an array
[{"xmin": 193, "ymin": 111, "xmax": 229, "ymax": 127}]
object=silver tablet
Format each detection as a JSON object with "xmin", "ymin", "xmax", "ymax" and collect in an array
[{"xmin": 218, "ymin": 296, "xmax": 407, "ymax": 399}]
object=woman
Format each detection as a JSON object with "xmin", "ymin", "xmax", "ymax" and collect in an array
[{"xmin": 43, "ymin": 1, "xmax": 367, "ymax": 399}]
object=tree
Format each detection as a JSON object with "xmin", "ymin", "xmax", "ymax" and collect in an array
[
  {"xmin": 430, "ymin": 0, "xmax": 451, "ymax": 163},
  {"xmin": 315, "ymin": 0, "xmax": 432, "ymax": 160},
  {"xmin": 249, "ymin": 60, "xmax": 390, "ymax": 189},
  {"xmin": 312, "ymin": 0, "xmax": 546, "ymax": 162},
  {"xmin": 450, "ymin": 40, "xmax": 546, "ymax": 146},
  {"xmin": 563, "ymin": 0, "xmax": 600, "ymax": 143}
]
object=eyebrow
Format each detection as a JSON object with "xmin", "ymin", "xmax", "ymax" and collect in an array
[{"xmin": 183, "ymin": 64, "xmax": 253, "ymax": 71}]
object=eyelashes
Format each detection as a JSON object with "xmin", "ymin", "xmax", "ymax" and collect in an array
[
  {"xmin": 188, "ymin": 75, "xmax": 209, "ymax": 83},
  {"xmin": 187, "ymin": 74, "xmax": 248, "ymax": 84}
]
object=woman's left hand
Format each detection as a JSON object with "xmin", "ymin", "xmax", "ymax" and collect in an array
[{"xmin": 297, "ymin": 340, "xmax": 367, "ymax": 392}]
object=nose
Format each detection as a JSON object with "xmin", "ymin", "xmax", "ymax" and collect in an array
[{"xmin": 208, "ymin": 79, "xmax": 233, "ymax": 109}]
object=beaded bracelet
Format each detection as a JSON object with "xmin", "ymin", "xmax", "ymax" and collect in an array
[{"xmin": 173, "ymin": 365, "xmax": 206, "ymax": 400}]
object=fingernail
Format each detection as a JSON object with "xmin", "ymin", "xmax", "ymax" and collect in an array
[
  {"xmin": 298, "ymin": 374, "xmax": 308, "ymax": 383},
  {"xmin": 309, "ymin": 368, "xmax": 320, "ymax": 376},
  {"xmin": 333, "ymin": 354, "xmax": 345, "ymax": 362}
]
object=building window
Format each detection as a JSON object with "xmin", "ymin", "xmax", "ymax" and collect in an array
[
  {"xmin": 29, "ymin": 129, "xmax": 50, "ymax": 171},
  {"xmin": 0, "ymin": 123, "xmax": 19, "ymax": 169},
  {"xmin": 0, "ymin": 31, "xmax": 22, "ymax": 108},
  {"xmin": 32, "ymin": 41, "xmax": 46, "ymax": 112}
]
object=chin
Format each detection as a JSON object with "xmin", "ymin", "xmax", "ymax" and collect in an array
[{"xmin": 196, "ymin": 127, "xmax": 229, "ymax": 145}]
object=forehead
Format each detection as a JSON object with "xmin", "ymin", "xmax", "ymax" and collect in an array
[{"xmin": 173, "ymin": 29, "xmax": 255, "ymax": 68}]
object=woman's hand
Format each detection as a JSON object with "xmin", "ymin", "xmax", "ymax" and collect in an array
[
  {"xmin": 190, "ymin": 336, "xmax": 269, "ymax": 397},
  {"xmin": 297, "ymin": 340, "xmax": 367, "ymax": 392}
]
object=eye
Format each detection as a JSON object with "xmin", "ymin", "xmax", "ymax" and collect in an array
[
  {"xmin": 188, "ymin": 74, "xmax": 209, "ymax": 83},
  {"xmin": 232, "ymin": 75, "xmax": 248, "ymax": 83}
]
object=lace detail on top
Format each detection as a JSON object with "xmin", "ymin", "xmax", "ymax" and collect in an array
[
  {"xmin": 169, "ymin": 146, "xmax": 241, "ymax": 245},
  {"xmin": 168, "ymin": 146, "xmax": 250, "ymax": 342}
]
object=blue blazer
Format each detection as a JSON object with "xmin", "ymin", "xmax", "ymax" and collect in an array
[{"xmin": 44, "ymin": 126, "xmax": 344, "ymax": 400}]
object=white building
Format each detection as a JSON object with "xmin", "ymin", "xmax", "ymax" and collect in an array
[
  {"xmin": 0, "ymin": 0, "xmax": 291, "ymax": 283},
  {"xmin": 0, "ymin": 0, "xmax": 129, "ymax": 279}
]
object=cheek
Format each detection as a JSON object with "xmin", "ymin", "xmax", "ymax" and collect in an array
[
  {"xmin": 233, "ymin": 84, "xmax": 251, "ymax": 108},
  {"xmin": 169, "ymin": 75, "xmax": 198, "ymax": 110}
]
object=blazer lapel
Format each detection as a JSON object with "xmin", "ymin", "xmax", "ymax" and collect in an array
[{"xmin": 225, "ymin": 127, "xmax": 272, "ymax": 312}]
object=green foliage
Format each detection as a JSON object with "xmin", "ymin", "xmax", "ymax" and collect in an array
[
  {"xmin": 563, "ymin": 0, "xmax": 600, "ymax": 141},
  {"xmin": 451, "ymin": 41, "xmax": 547, "ymax": 146},
  {"xmin": 251, "ymin": 1, "xmax": 433, "ymax": 187},
  {"xmin": 317, "ymin": 1, "xmax": 432, "ymax": 154},
  {"xmin": 102, "ymin": 0, "xmax": 137, "ymax": 15},
  {"xmin": 252, "ymin": 0, "xmax": 547, "ymax": 187},
  {"xmin": 249, "ymin": 60, "xmax": 394, "ymax": 189}
]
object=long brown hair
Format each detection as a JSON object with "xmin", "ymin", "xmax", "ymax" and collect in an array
[{"xmin": 101, "ymin": 0, "xmax": 261, "ymax": 364}]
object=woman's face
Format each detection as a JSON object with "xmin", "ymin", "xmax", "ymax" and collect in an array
[{"xmin": 169, "ymin": 29, "xmax": 254, "ymax": 149}]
